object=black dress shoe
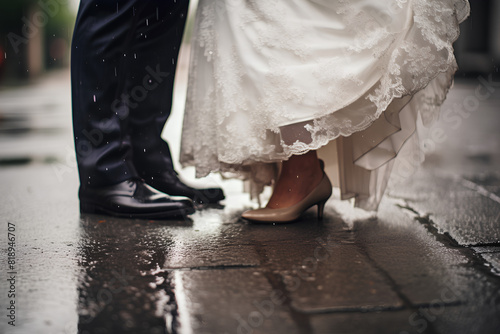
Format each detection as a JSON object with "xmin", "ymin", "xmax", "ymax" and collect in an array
[
  {"xmin": 79, "ymin": 178, "xmax": 195, "ymax": 219},
  {"xmin": 142, "ymin": 171, "xmax": 225, "ymax": 205}
]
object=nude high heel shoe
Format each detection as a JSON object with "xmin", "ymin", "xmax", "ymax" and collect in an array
[{"xmin": 241, "ymin": 171, "xmax": 332, "ymax": 223}]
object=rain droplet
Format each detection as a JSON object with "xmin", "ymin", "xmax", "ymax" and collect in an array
[
  {"xmin": 93, "ymin": 95, "xmax": 96, "ymax": 102},
  {"xmin": 156, "ymin": 8, "xmax": 159, "ymax": 20},
  {"xmin": 114, "ymin": 67, "xmax": 117, "ymax": 76},
  {"xmin": 146, "ymin": 19, "xmax": 149, "ymax": 26},
  {"xmin": 134, "ymin": 53, "xmax": 137, "ymax": 59}
]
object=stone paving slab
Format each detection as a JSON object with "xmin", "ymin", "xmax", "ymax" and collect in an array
[
  {"xmin": 229, "ymin": 209, "xmax": 405, "ymax": 313},
  {"xmin": 1, "ymin": 164, "xmax": 79, "ymax": 334},
  {"xmin": 161, "ymin": 206, "xmax": 405, "ymax": 314},
  {"xmin": 465, "ymin": 172, "xmax": 500, "ymax": 198},
  {"xmin": 387, "ymin": 170, "xmax": 500, "ymax": 246},
  {"xmin": 479, "ymin": 253, "xmax": 500, "ymax": 273},
  {"xmin": 162, "ymin": 227, "xmax": 261, "ymax": 269},
  {"xmin": 431, "ymin": 283, "xmax": 500, "ymax": 334},
  {"xmin": 309, "ymin": 310, "xmax": 420, "ymax": 334},
  {"xmin": 353, "ymin": 197, "xmax": 472, "ymax": 306},
  {"xmin": 163, "ymin": 243, "xmax": 260, "ymax": 269},
  {"xmin": 173, "ymin": 268, "xmax": 300, "ymax": 334},
  {"xmin": 281, "ymin": 243, "xmax": 403, "ymax": 313},
  {"xmin": 472, "ymin": 246, "xmax": 500, "ymax": 253},
  {"xmin": 158, "ymin": 209, "xmax": 262, "ymax": 269}
]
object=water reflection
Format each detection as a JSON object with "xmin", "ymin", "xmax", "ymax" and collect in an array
[{"xmin": 76, "ymin": 213, "xmax": 193, "ymax": 334}]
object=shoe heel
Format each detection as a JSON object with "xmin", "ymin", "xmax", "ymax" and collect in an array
[
  {"xmin": 317, "ymin": 201, "xmax": 327, "ymax": 220},
  {"xmin": 80, "ymin": 202, "xmax": 97, "ymax": 214}
]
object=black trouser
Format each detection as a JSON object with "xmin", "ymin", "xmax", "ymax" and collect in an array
[{"xmin": 71, "ymin": 0, "xmax": 189, "ymax": 188}]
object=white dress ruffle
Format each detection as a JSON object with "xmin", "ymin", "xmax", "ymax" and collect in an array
[{"xmin": 180, "ymin": 0, "xmax": 470, "ymax": 210}]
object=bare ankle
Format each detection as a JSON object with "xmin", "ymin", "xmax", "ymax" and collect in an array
[{"xmin": 266, "ymin": 151, "xmax": 323, "ymax": 209}]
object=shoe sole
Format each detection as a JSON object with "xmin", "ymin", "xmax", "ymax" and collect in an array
[
  {"xmin": 242, "ymin": 217, "xmax": 300, "ymax": 224},
  {"xmin": 80, "ymin": 202, "xmax": 195, "ymax": 220}
]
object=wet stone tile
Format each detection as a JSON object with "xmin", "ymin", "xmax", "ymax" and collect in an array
[
  {"xmin": 309, "ymin": 310, "xmax": 422, "ymax": 334},
  {"xmin": 431, "ymin": 285, "xmax": 500, "ymax": 334},
  {"xmin": 173, "ymin": 268, "xmax": 300, "ymax": 334},
  {"xmin": 479, "ymin": 253, "xmax": 500, "ymax": 274},
  {"xmin": 278, "ymin": 243, "xmax": 403, "ymax": 313},
  {"xmin": 242, "ymin": 205, "xmax": 347, "ymax": 246},
  {"xmin": 472, "ymin": 246, "xmax": 500, "ymax": 254},
  {"xmin": 227, "ymin": 211, "xmax": 403, "ymax": 312},
  {"xmin": 160, "ymin": 201, "xmax": 346, "ymax": 270},
  {"xmin": 353, "ymin": 197, "xmax": 471, "ymax": 306},
  {"xmin": 388, "ymin": 170, "xmax": 500, "ymax": 246},
  {"xmin": 160, "ymin": 211, "xmax": 262, "ymax": 269},
  {"xmin": 162, "ymin": 236, "xmax": 261, "ymax": 269},
  {"xmin": 464, "ymin": 172, "xmax": 500, "ymax": 198}
]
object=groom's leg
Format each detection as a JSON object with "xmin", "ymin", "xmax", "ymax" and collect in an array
[
  {"xmin": 126, "ymin": 0, "xmax": 190, "ymax": 175},
  {"xmin": 71, "ymin": 0, "xmax": 195, "ymax": 218},
  {"xmin": 71, "ymin": 0, "xmax": 141, "ymax": 187},
  {"xmin": 72, "ymin": 0, "xmax": 189, "ymax": 187},
  {"xmin": 119, "ymin": 0, "xmax": 224, "ymax": 204}
]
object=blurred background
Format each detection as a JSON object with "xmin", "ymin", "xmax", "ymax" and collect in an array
[
  {"xmin": 0, "ymin": 0, "xmax": 77, "ymax": 84},
  {"xmin": 0, "ymin": 0, "xmax": 499, "ymax": 85}
]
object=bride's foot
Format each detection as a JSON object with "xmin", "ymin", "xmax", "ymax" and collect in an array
[
  {"xmin": 241, "ymin": 151, "xmax": 332, "ymax": 223},
  {"xmin": 266, "ymin": 151, "xmax": 323, "ymax": 209}
]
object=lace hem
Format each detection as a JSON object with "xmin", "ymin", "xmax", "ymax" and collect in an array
[{"xmin": 180, "ymin": 0, "xmax": 470, "ymax": 207}]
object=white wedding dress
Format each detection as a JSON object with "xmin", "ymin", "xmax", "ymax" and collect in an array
[{"xmin": 180, "ymin": 0, "xmax": 470, "ymax": 210}]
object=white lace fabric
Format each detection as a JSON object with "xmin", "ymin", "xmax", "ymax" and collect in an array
[{"xmin": 180, "ymin": 0, "xmax": 470, "ymax": 210}]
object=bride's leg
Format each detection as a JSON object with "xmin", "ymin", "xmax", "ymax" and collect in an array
[{"xmin": 266, "ymin": 150, "xmax": 323, "ymax": 209}]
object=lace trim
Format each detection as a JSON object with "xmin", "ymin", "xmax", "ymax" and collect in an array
[{"xmin": 181, "ymin": 0, "xmax": 470, "ymax": 181}]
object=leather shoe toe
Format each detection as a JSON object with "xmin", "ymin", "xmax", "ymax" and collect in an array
[
  {"xmin": 143, "ymin": 171, "xmax": 225, "ymax": 205},
  {"xmin": 79, "ymin": 178, "xmax": 195, "ymax": 219}
]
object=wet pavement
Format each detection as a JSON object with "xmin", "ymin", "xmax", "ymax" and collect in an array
[{"xmin": 1, "ymin": 60, "xmax": 500, "ymax": 333}]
